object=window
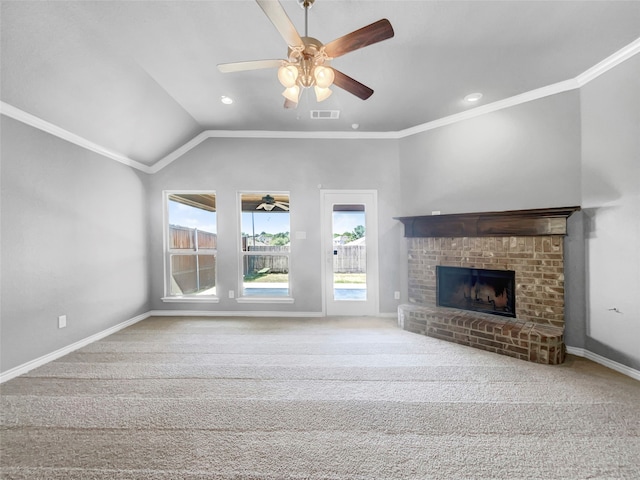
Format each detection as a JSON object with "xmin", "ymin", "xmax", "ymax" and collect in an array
[
  {"xmin": 164, "ymin": 192, "xmax": 217, "ymax": 300},
  {"xmin": 240, "ymin": 193, "xmax": 291, "ymax": 299}
]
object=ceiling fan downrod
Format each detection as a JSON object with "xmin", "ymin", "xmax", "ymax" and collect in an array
[{"xmin": 298, "ymin": 0, "xmax": 315, "ymax": 37}]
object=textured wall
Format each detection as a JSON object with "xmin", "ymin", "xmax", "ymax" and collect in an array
[
  {"xmin": 397, "ymin": 91, "xmax": 582, "ymax": 217},
  {"xmin": 580, "ymin": 55, "xmax": 640, "ymax": 369},
  {"xmin": 0, "ymin": 117, "xmax": 150, "ymax": 373},
  {"xmin": 147, "ymin": 137, "xmax": 403, "ymax": 315}
]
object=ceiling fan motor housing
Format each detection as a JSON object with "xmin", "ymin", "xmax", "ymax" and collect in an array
[{"xmin": 287, "ymin": 37, "xmax": 329, "ymax": 89}]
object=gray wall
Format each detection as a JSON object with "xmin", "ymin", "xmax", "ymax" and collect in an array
[
  {"xmin": 580, "ymin": 55, "xmax": 640, "ymax": 369},
  {"xmin": 147, "ymin": 137, "xmax": 403, "ymax": 314},
  {"xmin": 397, "ymin": 91, "xmax": 584, "ymax": 341},
  {"xmin": 398, "ymin": 91, "xmax": 582, "ymax": 216},
  {"xmin": 2, "ymin": 56, "xmax": 638, "ymax": 375},
  {"xmin": 0, "ymin": 116, "xmax": 150, "ymax": 372},
  {"xmin": 397, "ymin": 76, "xmax": 639, "ymax": 371}
]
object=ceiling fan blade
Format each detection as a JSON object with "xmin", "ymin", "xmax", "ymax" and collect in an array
[
  {"xmin": 323, "ymin": 19, "xmax": 394, "ymax": 59},
  {"xmin": 217, "ymin": 59, "xmax": 283, "ymax": 73},
  {"xmin": 332, "ymin": 69, "xmax": 374, "ymax": 100},
  {"xmin": 284, "ymin": 98, "xmax": 298, "ymax": 109},
  {"xmin": 256, "ymin": 0, "xmax": 304, "ymax": 48}
]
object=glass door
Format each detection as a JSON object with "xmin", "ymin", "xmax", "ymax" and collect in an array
[{"xmin": 322, "ymin": 191, "xmax": 378, "ymax": 316}]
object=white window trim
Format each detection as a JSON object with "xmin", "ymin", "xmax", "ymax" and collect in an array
[
  {"xmin": 162, "ymin": 296, "xmax": 220, "ymax": 304},
  {"xmin": 163, "ymin": 190, "xmax": 219, "ymax": 302},
  {"xmin": 238, "ymin": 191, "xmax": 293, "ymax": 302},
  {"xmin": 236, "ymin": 296, "xmax": 295, "ymax": 304}
]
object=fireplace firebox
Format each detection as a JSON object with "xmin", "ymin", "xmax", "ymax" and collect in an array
[{"xmin": 437, "ymin": 266, "xmax": 515, "ymax": 318}]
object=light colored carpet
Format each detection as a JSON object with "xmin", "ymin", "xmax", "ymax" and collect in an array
[{"xmin": 1, "ymin": 316, "xmax": 639, "ymax": 479}]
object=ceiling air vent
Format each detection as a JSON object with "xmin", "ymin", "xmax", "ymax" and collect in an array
[{"xmin": 310, "ymin": 110, "xmax": 340, "ymax": 120}]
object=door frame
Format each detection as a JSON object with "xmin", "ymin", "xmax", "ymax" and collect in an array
[{"xmin": 321, "ymin": 189, "xmax": 379, "ymax": 316}]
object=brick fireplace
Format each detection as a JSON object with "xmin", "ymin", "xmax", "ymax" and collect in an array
[{"xmin": 396, "ymin": 207, "xmax": 580, "ymax": 365}]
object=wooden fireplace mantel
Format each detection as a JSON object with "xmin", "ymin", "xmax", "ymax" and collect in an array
[{"xmin": 395, "ymin": 206, "xmax": 580, "ymax": 238}]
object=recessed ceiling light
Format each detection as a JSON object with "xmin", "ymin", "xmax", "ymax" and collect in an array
[
  {"xmin": 464, "ymin": 93, "xmax": 483, "ymax": 103},
  {"xmin": 220, "ymin": 96, "xmax": 233, "ymax": 105},
  {"xmin": 352, "ymin": 123, "xmax": 359, "ymax": 130}
]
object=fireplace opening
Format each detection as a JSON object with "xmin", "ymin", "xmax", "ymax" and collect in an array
[{"xmin": 437, "ymin": 266, "xmax": 516, "ymax": 318}]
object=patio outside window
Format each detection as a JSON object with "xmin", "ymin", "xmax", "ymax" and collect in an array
[{"xmin": 240, "ymin": 193, "xmax": 290, "ymax": 298}]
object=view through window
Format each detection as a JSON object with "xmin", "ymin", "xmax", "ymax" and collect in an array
[
  {"xmin": 166, "ymin": 193, "xmax": 217, "ymax": 297},
  {"xmin": 240, "ymin": 193, "xmax": 290, "ymax": 297}
]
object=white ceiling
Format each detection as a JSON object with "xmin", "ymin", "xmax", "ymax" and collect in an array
[{"xmin": 1, "ymin": 0, "xmax": 639, "ymax": 166}]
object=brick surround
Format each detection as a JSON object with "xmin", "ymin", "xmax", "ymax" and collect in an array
[{"xmin": 398, "ymin": 235, "xmax": 567, "ymax": 364}]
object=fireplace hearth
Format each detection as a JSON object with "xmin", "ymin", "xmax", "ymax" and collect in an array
[
  {"xmin": 437, "ymin": 266, "xmax": 515, "ymax": 318},
  {"xmin": 395, "ymin": 206, "xmax": 580, "ymax": 365}
]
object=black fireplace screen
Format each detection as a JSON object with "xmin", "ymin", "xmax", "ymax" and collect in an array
[{"xmin": 436, "ymin": 266, "xmax": 516, "ymax": 317}]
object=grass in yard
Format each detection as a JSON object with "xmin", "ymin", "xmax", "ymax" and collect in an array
[
  {"xmin": 244, "ymin": 272, "xmax": 366, "ymax": 283},
  {"xmin": 333, "ymin": 273, "xmax": 366, "ymax": 284},
  {"xmin": 244, "ymin": 273, "xmax": 289, "ymax": 283}
]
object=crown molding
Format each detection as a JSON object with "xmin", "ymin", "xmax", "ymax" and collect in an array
[
  {"xmin": 576, "ymin": 36, "xmax": 640, "ymax": 86},
  {"xmin": 2, "ymin": 37, "xmax": 638, "ymax": 174},
  {"xmin": 0, "ymin": 102, "xmax": 153, "ymax": 174},
  {"xmin": 148, "ymin": 77, "xmax": 580, "ymax": 172},
  {"xmin": 396, "ymin": 79, "xmax": 580, "ymax": 139},
  {"xmin": 147, "ymin": 129, "xmax": 398, "ymax": 174}
]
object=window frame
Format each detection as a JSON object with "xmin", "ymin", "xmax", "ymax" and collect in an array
[
  {"xmin": 162, "ymin": 190, "xmax": 219, "ymax": 303},
  {"xmin": 237, "ymin": 191, "xmax": 294, "ymax": 304}
]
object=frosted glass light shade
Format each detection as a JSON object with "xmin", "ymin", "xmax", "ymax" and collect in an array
[
  {"xmin": 278, "ymin": 65, "xmax": 299, "ymax": 88},
  {"xmin": 282, "ymin": 85, "xmax": 300, "ymax": 103},
  {"xmin": 314, "ymin": 86, "xmax": 332, "ymax": 102},
  {"xmin": 313, "ymin": 66, "xmax": 335, "ymax": 88}
]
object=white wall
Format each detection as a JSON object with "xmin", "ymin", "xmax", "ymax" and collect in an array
[
  {"xmin": 398, "ymin": 91, "xmax": 582, "ymax": 216},
  {"xmin": 397, "ymin": 74, "xmax": 640, "ymax": 371},
  {"xmin": 580, "ymin": 55, "xmax": 640, "ymax": 369},
  {"xmin": 2, "ymin": 56, "xmax": 637, "ymax": 376},
  {"xmin": 0, "ymin": 116, "xmax": 150, "ymax": 372},
  {"xmin": 147, "ymin": 137, "xmax": 403, "ymax": 314},
  {"xmin": 397, "ymin": 90, "xmax": 585, "ymax": 350}
]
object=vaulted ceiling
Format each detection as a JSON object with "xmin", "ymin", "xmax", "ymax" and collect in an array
[{"xmin": 1, "ymin": 1, "xmax": 639, "ymax": 168}]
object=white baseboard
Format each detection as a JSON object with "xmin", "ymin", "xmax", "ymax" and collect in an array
[
  {"xmin": 0, "ymin": 312, "xmax": 151, "ymax": 384},
  {"xmin": 1, "ymin": 309, "xmax": 382, "ymax": 383},
  {"xmin": 147, "ymin": 310, "xmax": 324, "ymax": 318},
  {"xmin": 148, "ymin": 310, "xmax": 398, "ymax": 318},
  {"xmin": 566, "ymin": 346, "xmax": 640, "ymax": 381},
  {"xmin": 8, "ymin": 313, "xmax": 635, "ymax": 384}
]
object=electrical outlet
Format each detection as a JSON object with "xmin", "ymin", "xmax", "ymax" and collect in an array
[
  {"xmin": 394, "ymin": 291, "xmax": 400, "ymax": 300},
  {"xmin": 228, "ymin": 290, "xmax": 235, "ymax": 299},
  {"xmin": 58, "ymin": 315, "xmax": 67, "ymax": 329}
]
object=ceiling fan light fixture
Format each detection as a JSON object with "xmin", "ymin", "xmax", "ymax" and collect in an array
[
  {"xmin": 314, "ymin": 85, "xmax": 332, "ymax": 102},
  {"xmin": 313, "ymin": 65, "xmax": 335, "ymax": 88},
  {"xmin": 278, "ymin": 64, "xmax": 299, "ymax": 88},
  {"xmin": 282, "ymin": 85, "xmax": 301, "ymax": 103},
  {"xmin": 219, "ymin": 1, "xmax": 394, "ymax": 107}
]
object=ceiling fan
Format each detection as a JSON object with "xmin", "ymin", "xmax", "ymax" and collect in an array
[
  {"xmin": 217, "ymin": 0, "xmax": 394, "ymax": 108},
  {"xmin": 257, "ymin": 195, "xmax": 290, "ymax": 211}
]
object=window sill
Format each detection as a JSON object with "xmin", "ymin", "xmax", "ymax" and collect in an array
[
  {"xmin": 236, "ymin": 297, "xmax": 295, "ymax": 304},
  {"xmin": 161, "ymin": 296, "xmax": 220, "ymax": 304}
]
